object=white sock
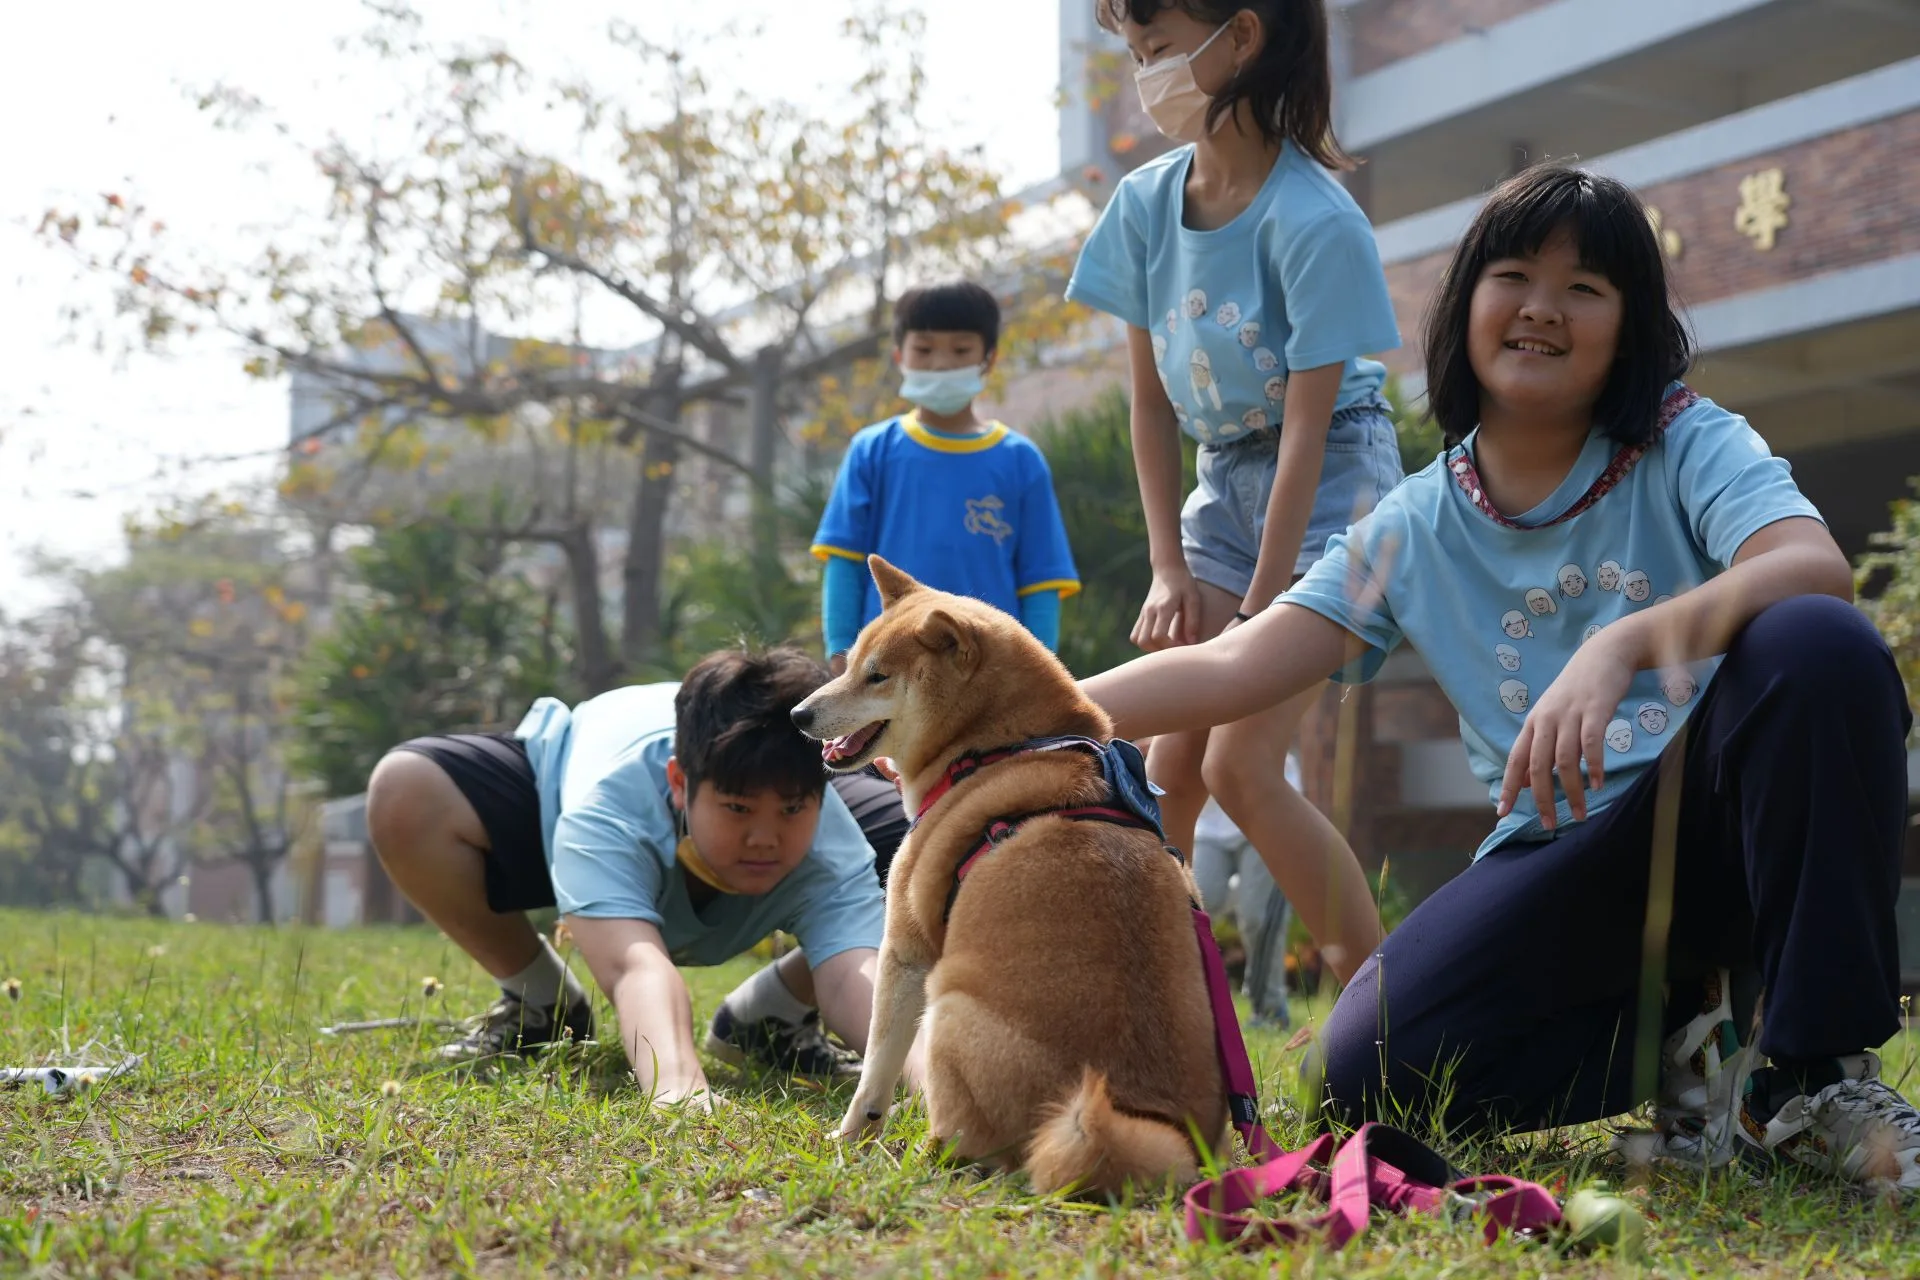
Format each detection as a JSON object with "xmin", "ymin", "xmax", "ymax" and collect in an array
[
  {"xmin": 498, "ymin": 937, "xmax": 586, "ymax": 1009},
  {"xmin": 721, "ymin": 961, "xmax": 813, "ymax": 1026}
]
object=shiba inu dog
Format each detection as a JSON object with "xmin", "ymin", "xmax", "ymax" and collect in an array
[{"xmin": 790, "ymin": 556, "xmax": 1227, "ymax": 1196}]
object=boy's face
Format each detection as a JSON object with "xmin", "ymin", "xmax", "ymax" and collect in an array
[
  {"xmin": 895, "ymin": 329, "xmax": 994, "ymax": 373},
  {"xmin": 666, "ymin": 758, "xmax": 823, "ymax": 895}
]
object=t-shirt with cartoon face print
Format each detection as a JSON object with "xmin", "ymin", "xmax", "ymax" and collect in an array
[
  {"xmin": 1281, "ymin": 387, "xmax": 1823, "ymax": 860},
  {"xmin": 1066, "ymin": 143, "xmax": 1401, "ymax": 447}
]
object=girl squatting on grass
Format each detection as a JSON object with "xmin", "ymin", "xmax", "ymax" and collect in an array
[
  {"xmin": 1083, "ymin": 165, "xmax": 1920, "ymax": 1196},
  {"xmin": 1067, "ymin": 0, "xmax": 1403, "ymax": 985}
]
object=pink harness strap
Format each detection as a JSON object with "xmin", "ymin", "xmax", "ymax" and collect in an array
[
  {"xmin": 1191, "ymin": 907, "xmax": 1285, "ymax": 1161},
  {"xmin": 1187, "ymin": 912, "xmax": 1561, "ymax": 1250},
  {"xmin": 1183, "ymin": 1121, "xmax": 1563, "ymax": 1249}
]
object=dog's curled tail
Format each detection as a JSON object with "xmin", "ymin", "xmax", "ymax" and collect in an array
[{"xmin": 1025, "ymin": 1068, "xmax": 1198, "ymax": 1198}]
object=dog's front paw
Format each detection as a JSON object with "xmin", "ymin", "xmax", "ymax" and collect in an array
[{"xmin": 835, "ymin": 1095, "xmax": 890, "ymax": 1143}]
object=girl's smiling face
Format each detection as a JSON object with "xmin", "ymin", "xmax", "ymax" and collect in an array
[{"xmin": 1467, "ymin": 227, "xmax": 1623, "ymax": 427}]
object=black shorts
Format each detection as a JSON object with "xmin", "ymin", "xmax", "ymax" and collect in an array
[
  {"xmin": 387, "ymin": 737, "xmax": 912, "ymax": 913},
  {"xmin": 391, "ymin": 733, "xmax": 554, "ymax": 913}
]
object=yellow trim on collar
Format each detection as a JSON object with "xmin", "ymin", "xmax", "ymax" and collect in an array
[
  {"xmin": 1018, "ymin": 579, "xmax": 1083, "ymax": 599},
  {"xmin": 810, "ymin": 544, "xmax": 867, "ymax": 563},
  {"xmin": 899, "ymin": 410, "xmax": 1008, "ymax": 454}
]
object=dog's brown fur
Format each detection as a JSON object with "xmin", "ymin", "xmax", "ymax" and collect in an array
[{"xmin": 794, "ymin": 556, "xmax": 1228, "ymax": 1197}]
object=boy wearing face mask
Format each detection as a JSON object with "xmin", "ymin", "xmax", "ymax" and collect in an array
[{"xmin": 809, "ymin": 279, "xmax": 1081, "ymax": 676}]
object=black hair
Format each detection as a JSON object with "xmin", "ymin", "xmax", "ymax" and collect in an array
[
  {"xmin": 673, "ymin": 646, "xmax": 829, "ymax": 800},
  {"xmin": 1096, "ymin": 1, "xmax": 1349, "ymax": 169},
  {"xmin": 891, "ymin": 280, "xmax": 1002, "ymax": 353},
  {"xmin": 1423, "ymin": 163, "xmax": 1693, "ymax": 448}
]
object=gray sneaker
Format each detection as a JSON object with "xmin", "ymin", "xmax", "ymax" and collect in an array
[
  {"xmin": 1738, "ymin": 1053, "xmax": 1920, "ymax": 1196},
  {"xmin": 1611, "ymin": 968, "xmax": 1761, "ymax": 1168},
  {"xmin": 437, "ymin": 991, "xmax": 593, "ymax": 1062},
  {"xmin": 703, "ymin": 1006, "xmax": 861, "ymax": 1078}
]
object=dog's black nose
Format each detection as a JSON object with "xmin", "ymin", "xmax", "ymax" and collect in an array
[{"xmin": 791, "ymin": 705, "xmax": 814, "ymax": 730}]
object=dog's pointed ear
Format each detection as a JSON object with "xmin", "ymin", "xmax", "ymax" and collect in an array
[
  {"xmin": 915, "ymin": 607, "xmax": 980, "ymax": 672},
  {"xmin": 869, "ymin": 555, "xmax": 922, "ymax": 608}
]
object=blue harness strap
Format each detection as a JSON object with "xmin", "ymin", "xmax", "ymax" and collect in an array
[{"xmin": 936, "ymin": 736, "xmax": 1180, "ymax": 924}]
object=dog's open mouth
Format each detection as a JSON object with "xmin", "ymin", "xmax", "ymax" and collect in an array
[{"xmin": 822, "ymin": 721, "xmax": 887, "ymax": 768}]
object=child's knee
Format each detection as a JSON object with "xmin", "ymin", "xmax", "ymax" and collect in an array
[
  {"xmin": 1200, "ymin": 736, "xmax": 1291, "ymax": 808},
  {"xmin": 365, "ymin": 751, "xmax": 460, "ymax": 864},
  {"xmin": 1733, "ymin": 596, "xmax": 1906, "ymax": 724},
  {"xmin": 1146, "ymin": 733, "xmax": 1208, "ymax": 790},
  {"xmin": 1310, "ymin": 988, "xmax": 1380, "ymax": 1128},
  {"xmin": 1744, "ymin": 596, "xmax": 1893, "ymax": 676}
]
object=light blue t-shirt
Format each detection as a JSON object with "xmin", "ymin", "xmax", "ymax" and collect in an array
[
  {"xmin": 1282, "ymin": 387, "xmax": 1823, "ymax": 860},
  {"xmin": 513, "ymin": 684, "xmax": 884, "ymax": 967},
  {"xmin": 811, "ymin": 412, "xmax": 1081, "ymax": 630},
  {"xmin": 1066, "ymin": 143, "xmax": 1401, "ymax": 446}
]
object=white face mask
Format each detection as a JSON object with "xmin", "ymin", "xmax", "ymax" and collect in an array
[
  {"xmin": 1134, "ymin": 24, "xmax": 1230, "ymax": 144},
  {"xmin": 900, "ymin": 364, "xmax": 987, "ymax": 416}
]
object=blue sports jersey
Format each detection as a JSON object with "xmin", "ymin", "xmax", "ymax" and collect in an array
[{"xmin": 811, "ymin": 412, "xmax": 1081, "ymax": 630}]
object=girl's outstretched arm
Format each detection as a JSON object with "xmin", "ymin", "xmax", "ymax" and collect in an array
[{"xmin": 1081, "ymin": 601, "xmax": 1364, "ymax": 740}]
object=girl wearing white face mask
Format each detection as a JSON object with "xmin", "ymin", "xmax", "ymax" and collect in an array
[{"xmin": 1066, "ymin": 0, "xmax": 1402, "ymax": 985}]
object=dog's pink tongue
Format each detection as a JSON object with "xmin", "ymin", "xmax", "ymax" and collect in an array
[{"xmin": 824, "ymin": 723, "xmax": 879, "ymax": 762}]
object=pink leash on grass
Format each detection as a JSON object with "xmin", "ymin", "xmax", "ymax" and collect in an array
[{"xmin": 1185, "ymin": 907, "xmax": 1563, "ymax": 1249}]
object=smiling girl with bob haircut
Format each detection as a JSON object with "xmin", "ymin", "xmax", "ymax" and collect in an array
[{"xmin": 1083, "ymin": 163, "xmax": 1920, "ymax": 1195}]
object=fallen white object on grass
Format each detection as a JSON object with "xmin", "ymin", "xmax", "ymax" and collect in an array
[
  {"xmin": 319, "ymin": 1017, "xmax": 460, "ymax": 1036},
  {"xmin": 0, "ymin": 1054, "xmax": 143, "ymax": 1096}
]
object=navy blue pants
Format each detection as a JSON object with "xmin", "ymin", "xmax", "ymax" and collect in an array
[{"xmin": 1321, "ymin": 596, "xmax": 1911, "ymax": 1134}]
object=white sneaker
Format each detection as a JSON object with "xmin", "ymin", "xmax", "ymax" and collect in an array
[
  {"xmin": 1738, "ymin": 1052, "xmax": 1920, "ymax": 1196},
  {"xmin": 1611, "ymin": 968, "xmax": 1760, "ymax": 1168}
]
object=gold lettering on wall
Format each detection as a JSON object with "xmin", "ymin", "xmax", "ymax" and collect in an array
[
  {"xmin": 1734, "ymin": 168, "xmax": 1790, "ymax": 251},
  {"xmin": 1645, "ymin": 205, "xmax": 1683, "ymax": 258}
]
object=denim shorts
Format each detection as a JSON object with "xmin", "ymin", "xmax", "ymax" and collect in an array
[{"xmin": 1180, "ymin": 393, "xmax": 1403, "ymax": 598}]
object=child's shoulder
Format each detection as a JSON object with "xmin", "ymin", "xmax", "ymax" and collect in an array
[
  {"xmin": 1383, "ymin": 448, "xmax": 1456, "ymax": 509},
  {"xmin": 1111, "ymin": 147, "xmax": 1191, "ymax": 205},
  {"xmin": 1646, "ymin": 385, "xmax": 1761, "ymax": 464},
  {"xmin": 855, "ymin": 412, "xmax": 910, "ymax": 436},
  {"xmin": 1264, "ymin": 146, "xmax": 1371, "ymax": 228},
  {"xmin": 1659, "ymin": 385, "xmax": 1743, "ymax": 437},
  {"xmin": 846, "ymin": 413, "xmax": 911, "ymax": 450},
  {"xmin": 1333, "ymin": 451, "xmax": 1455, "ymax": 550}
]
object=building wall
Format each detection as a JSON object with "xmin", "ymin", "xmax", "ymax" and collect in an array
[
  {"xmin": 1341, "ymin": 0, "xmax": 1559, "ymax": 77},
  {"xmin": 1379, "ymin": 106, "xmax": 1920, "ymax": 379}
]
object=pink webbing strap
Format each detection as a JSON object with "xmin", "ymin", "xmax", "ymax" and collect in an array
[
  {"xmin": 1191, "ymin": 907, "xmax": 1284, "ymax": 1161},
  {"xmin": 1186, "ymin": 911, "xmax": 1562, "ymax": 1250},
  {"xmin": 1184, "ymin": 1123, "xmax": 1565, "ymax": 1249}
]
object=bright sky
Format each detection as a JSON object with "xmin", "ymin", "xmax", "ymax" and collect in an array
[{"xmin": 0, "ymin": 1, "xmax": 1062, "ymax": 612}]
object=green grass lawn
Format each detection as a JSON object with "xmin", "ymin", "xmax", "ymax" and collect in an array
[{"xmin": 2, "ymin": 908, "xmax": 1916, "ymax": 1278}]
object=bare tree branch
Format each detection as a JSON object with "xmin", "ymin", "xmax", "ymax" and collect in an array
[{"xmin": 508, "ymin": 170, "xmax": 745, "ymax": 378}]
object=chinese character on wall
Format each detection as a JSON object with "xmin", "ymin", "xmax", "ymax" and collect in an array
[
  {"xmin": 1646, "ymin": 205, "xmax": 1683, "ymax": 258},
  {"xmin": 1734, "ymin": 168, "xmax": 1790, "ymax": 251}
]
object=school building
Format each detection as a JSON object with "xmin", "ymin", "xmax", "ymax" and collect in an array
[{"xmin": 1051, "ymin": 1, "xmax": 1920, "ymax": 969}]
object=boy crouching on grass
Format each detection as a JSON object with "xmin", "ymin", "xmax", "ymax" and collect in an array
[{"xmin": 364, "ymin": 646, "xmax": 909, "ymax": 1109}]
